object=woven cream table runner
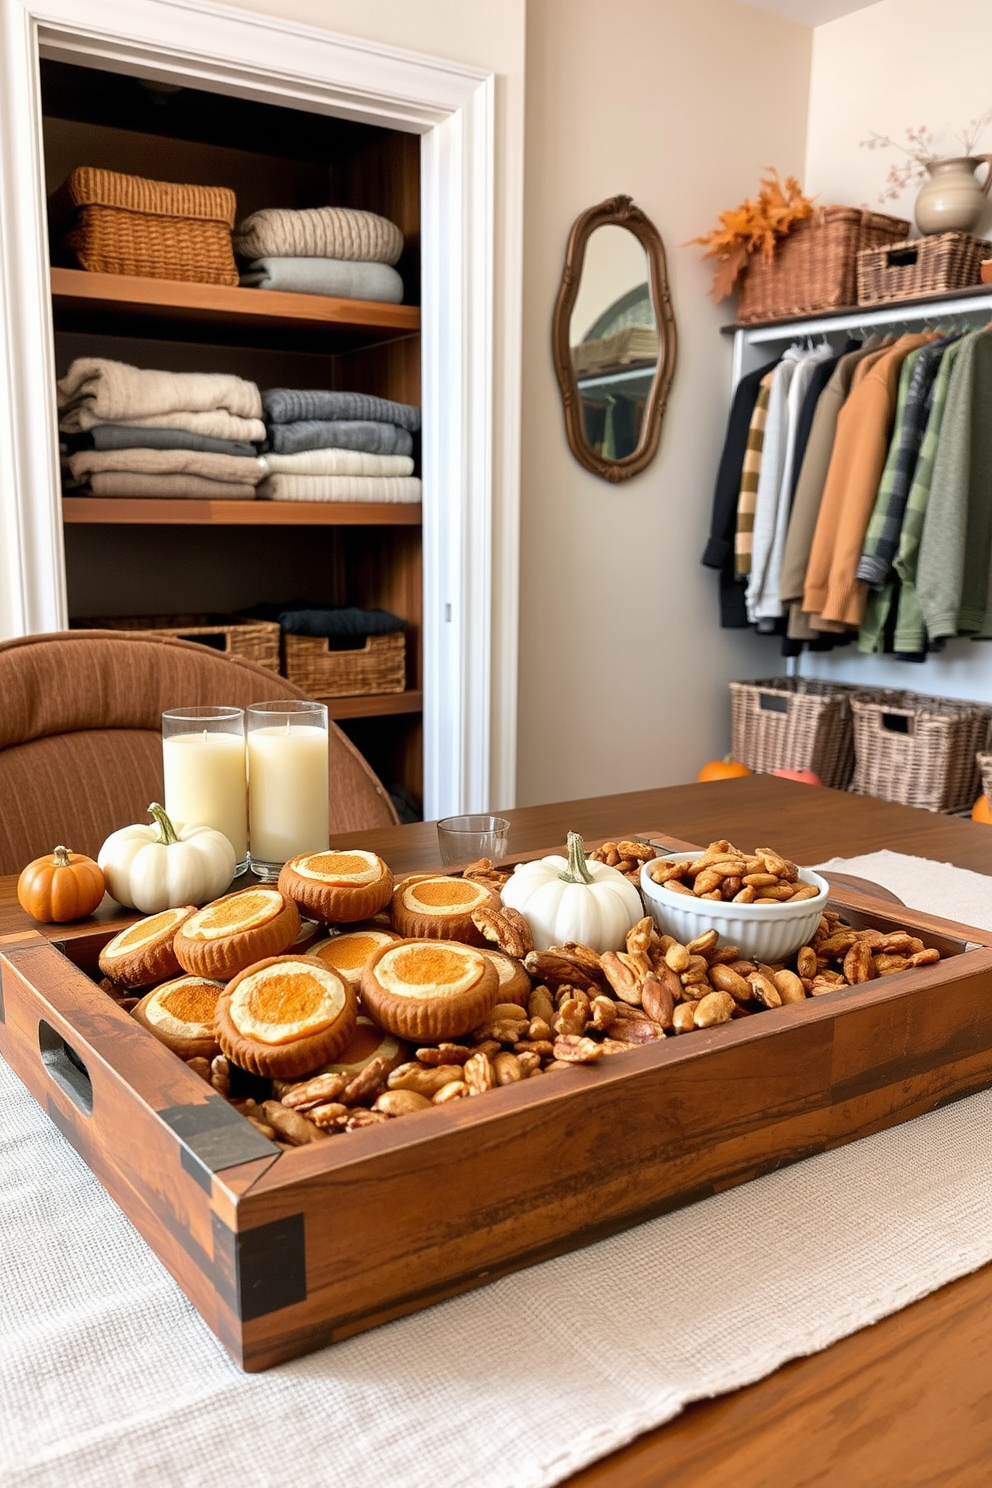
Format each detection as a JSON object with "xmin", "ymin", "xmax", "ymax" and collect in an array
[{"xmin": 2, "ymin": 852, "xmax": 991, "ymax": 1488}]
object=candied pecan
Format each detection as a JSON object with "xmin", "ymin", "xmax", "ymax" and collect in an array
[
  {"xmin": 606, "ymin": 1017, "xmax": 666, "ymax": 1044},
  {"xmin": 906, "ymin": 947, "xmax": 940, "ymax": 967},
  {"xmin": 796, "ymin": 945, "xmax": 818, "ymax": 980},
  {"xmin": 626, "ymin": 916, "xmax": 657, "ymax": 957},
  {"xmin": 283, "ymin": 1071, "xmax": 349, "ymax": 1110},
  {"xmin": 600, "ymin": 950, "xmax": 642, "ymax": 1005},
  {"xmin": 345, "ymin": 1111, "xmax": 390, "ymax": 1131},
  {"xmin": 648, "ymin": 859, "xmax": 690, "ymax": 884},
  {"xmin": 388, "ymin": 1062, "xmax": 465, "ymax": 1095},
  {"xmin": 553, "ymin": 1035, "xmax": 604, "ymax": 1063},
  {"xmin": 261, "ymin": 1101, "xmax": 328, "ymax": 1145},
  {"xmin": 842, "ymin": 942, "xmax": 875, "ymax": 985},
  {"xmin": 308, "ymin": 1101, "xmax": 350, "ymax": 1128},
  {"xmin": 524, "ymin": 950, "xmax": 600, "ymax": 992},
  {"xmin": 463, "ymin": 1051, "xmax": 496, "ymax": 1095},
  {"xmin": 341, "ymin": 1056, "xmax": 391, "ymax": 1107},
  {"xmin": 553, "ymin": 997, "xmax": 589, "ymax": 1037},
  {"xmin": 432, "ymin": 1079, "xmax": 470, "ymax": 1103},
  {"xmin": 515, "ymin": 1050, "xmax": 542, "ymax": 1076},
  {"xmin": 471, "ymin": 903, "xmax": 534, "ymax": 958},
  {"xmin": 416, "ymin": 1043, "xmax": 473, "ymax": 1066},
  {"xmin": 527, "ymin": 985, "xmax": 555, "ymax": 1024},
  {"xmin": 588, "ymin": 995, "xmax": 618, "ymax": 1032},
  {"xmin": 528, "ymin": 1016, "xmax": 554, "ymax": 1041},
  {"xmin": 872, "ymin": 953, "xmax": 909, "ymax": 977},
  {"xmin": 513, "ymin": 1038, "xmax": 555, "ymax": 1058}
]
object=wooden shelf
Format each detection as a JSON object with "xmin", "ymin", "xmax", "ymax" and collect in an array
[
  {"xmin": 319, "ymin": 690, "xmax": 423, "ymax": 720},
  {"xmin": 720, "ymin": 281, "xmax": 992, "ymax": 336},
  {"xmin": 50, "ymin": 267, "xmax": 420, "ymax": 350},
  {"xmin": 62, "ymin": 497, "xmax": 421, "ymax": 527}
]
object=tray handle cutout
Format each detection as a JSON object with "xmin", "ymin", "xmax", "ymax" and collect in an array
[
  {"xmin": 38, "ymin": 1020, "xmax": 93, "ymax": 1116},
  {"xmin": 885, "ymin": 244, "xmax": 919, "ymax": 269},
  {"xmin": 758, "ymin": 692, "xmax": 790, "ymax": 714}
]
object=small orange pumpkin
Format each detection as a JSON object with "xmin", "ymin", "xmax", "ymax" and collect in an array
[
  {"xmin": 972, "ymin": 795, "xmax": 992, "ymax": 825},
  {"xmin": 696, "ymin": 756, "xmax": 753, "ymax": 783},
  {"xmin": 17, "ymin": 845, "xmax": 105, "ymax": 923}
]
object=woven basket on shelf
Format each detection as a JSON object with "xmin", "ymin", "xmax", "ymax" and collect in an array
[
  {"xmin": 857, "ymin": 232, "xmax": 990, "ymax": 305},
  {"xmin": 728, "ymin": 677, "xmax": 858, "ymax": 789},
  {"xmin": 736, "ymin": 206, "xmax": 910, "ymax": 324},
  {"xmin": 282, "ymin": 631, "xmax": 406, "ymax": 698},
  {"xmin": 978, "ymin": 752, "xmax": 992, "ymax": 802},
  {"xmin": 849, "ymin": 691, "xmax": 992, "ymax": 814},
  {"xmin": 70, "ymin": 613, "xmax": 281, "ymax": 671},
  {"xmin": 50, "ymin": 168, "xmax": 239, "ymax": 286}
]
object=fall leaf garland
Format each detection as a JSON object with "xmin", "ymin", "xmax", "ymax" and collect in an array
[{"xmin": 688, "ymin": 170, "xmax": 816, "ymax": 302}]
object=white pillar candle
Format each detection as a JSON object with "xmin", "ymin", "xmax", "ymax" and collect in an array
[
  {"xmin": 247, "ymin": 724, "xmax": 329, "ymax": 865},
  {"xmin": 163, "ymin": 730, "xmax": 248, "ymax": 864}
]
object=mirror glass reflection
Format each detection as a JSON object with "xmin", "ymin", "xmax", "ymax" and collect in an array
[{"xmin": 568, "ymin": 225, "xmax": 659, "ymax": 462}]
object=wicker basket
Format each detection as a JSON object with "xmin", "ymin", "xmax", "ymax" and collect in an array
[
  {"xmin": 50, "ymin": 168, "xmax": 239, "ymax": 286},
  {"xmin": 282, "ymin": 631, "xmax": 406, "ymax": 697},
  {"xmin": 857, "ymin": 232, "xmax": 990, "ymax": 305},
  {"xmin": 70, "ymin": 613, "xmax": 281, "ymax": 670},
  {"xmin": 728, "ymin": 677, "xmax": 858, "ymax": 789},
  {"xmin": 978, "ymin": 752, "xmax": 992, "ymax": 802},
  {"xmin": 736, "ymin": 207, "xmax": 910, "ymax": 324},
  {"xmin": 849, "ymin": 691, "xmax": 992, "ymax": 813}
]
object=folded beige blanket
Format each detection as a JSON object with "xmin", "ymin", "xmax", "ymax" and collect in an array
[
  {"xmin": 67, "ymin": 447, "xmax": 264, "ymax": 484},
  {"xmin": 78, "ymin": 472, "xmax": 257, "ymax": 500},
  {"xmin": 259, "ymin": 449, "xmax": 414, "ymax": 478},
  {"xmin": 257, "ymin": 474, "xmax": 422, "ymax": 503},
  {"xmin": 233, "ymin": 207, "xmax": 403, "ymax": 265},
  {"xmin": 57, "ymin": 358, "xmax": 263, "ymax": 432}
]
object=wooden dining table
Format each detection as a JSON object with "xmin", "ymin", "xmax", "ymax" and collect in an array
[{"xmin": 3, "ymin": 774, "xmax": 991, "ymax": 1485}]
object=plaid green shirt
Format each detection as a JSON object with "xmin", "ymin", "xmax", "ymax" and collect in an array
[{"xmin": 734, "ymin": 372, "xmax": 774, "ymax": 577}]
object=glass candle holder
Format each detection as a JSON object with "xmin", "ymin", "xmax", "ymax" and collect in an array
[
  {"xmin": 162, "ymin": 706, "xmax": 248, "ymax": 875},
  {"xmin": 436, "ymin": 814, "xmax": 510, "ymax": 867},
  {"xmin": 247, "ymin": 700, "xmax": 329, "ymax": 881}
]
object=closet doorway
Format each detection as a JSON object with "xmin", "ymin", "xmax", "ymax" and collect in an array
[{"xmin": 0, "ymin": 0, "xmax": 506, "ymax": 821}]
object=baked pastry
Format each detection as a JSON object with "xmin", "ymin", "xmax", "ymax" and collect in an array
[
  {"xmin": 173, "ymin": 888, "xmax": 300, "ymax": 981},
  {"xmin": 311, "ymin": 926, "xmax": 402, "ymax": 992},
  {"xmin": 278, "ymin": 849, "xmax": 393, "ymax": 924},
  {"xmin": 361, "ymin": 938, "xmax": 499, "ymax": 1041},
  {"xmin": 131, "ymin": 976, "xmax": 224, "ymax": 1059},
  {"xmin": 215, "ymin": 954, "xmax": 357, "ymax": 1079},
  {"xmin": 390, "ymin": 875, "xmax": 500, "ymax": 945},
  {"xmin": 483, "ymin": 949, "xmax": 531, "ymax": 1005},
  {"xmin": 320, "ymin": 1013, "xmax": 406, "ymax": 1076},
  {"xmin": 97, "ymin": 905, "xmax": 195, "ymax": 988},
  {"xmin": 290, "ymin": 918, "xmax": 325, "ymax": 954}
]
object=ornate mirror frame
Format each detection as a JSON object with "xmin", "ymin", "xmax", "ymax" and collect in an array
[{"xmin": 552, "ymin": 195, "xmax": 677, "ymax": 482}]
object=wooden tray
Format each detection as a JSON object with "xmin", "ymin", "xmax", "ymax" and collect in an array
[{"xmin": 2, "ymin": 832, "xmax": 992, "ymax": 1372}]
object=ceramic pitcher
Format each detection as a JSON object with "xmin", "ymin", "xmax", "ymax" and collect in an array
[{"xmin": 915, "ymin": 155, "xmax": 992, "ymax": 234}]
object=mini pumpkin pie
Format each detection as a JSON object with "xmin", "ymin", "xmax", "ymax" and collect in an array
[
  {"xmin": 482, "ymin": 949, "xmax": 531, "ymax": 1006},
  {"xmin": 390, "ymin": 875, "xmax": 500, "ymax": 946},
  {"xmin": 311, "ymin": 926, "xmax": 402, "ymax": 992},
  {"xmin": 278, "ymin": 849, "xmax": 393, "ymax": 924},
  {"xmin": 290, "ymin": 918, "xmax": 325, "ymax": 954},
  {"xmin": 318, "ymin": 1012, "xmax": 406, "ymax": 1077},
  {"xmin": 215, "ymin": 954, "xmax": 357, "ymax": 1078},
  {"xmin": 98, "ymin": 906, "xmax": 196, "ymax": 988},
  {"xmin": 173, "ymin": 888, "xmax": 301, "ymax": 981},
  {"xmin": 131, "ymin": 975, "xmax": 224, "ymax": 1060},
  {"xmin": 361, "ymin": 938, "xmax": 499, "ymax": 1042}
]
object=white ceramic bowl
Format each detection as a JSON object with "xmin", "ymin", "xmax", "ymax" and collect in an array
[{"xmin": 639, "ymin": 852, "xmax": 829, "ymax": 963}]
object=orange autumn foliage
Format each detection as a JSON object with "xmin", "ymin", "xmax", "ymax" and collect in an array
[
  {"xmin": 688, "ymin": 170, "xmax": 816, "ymax": 302},
  {"xmin": 972, "ymin": 795, "xmax": 992, "ymax": 825}
]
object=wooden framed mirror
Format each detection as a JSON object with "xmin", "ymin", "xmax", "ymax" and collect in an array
[{"xmin": 552, "ymin": 195, "xmax": 677, "ymax": 482}]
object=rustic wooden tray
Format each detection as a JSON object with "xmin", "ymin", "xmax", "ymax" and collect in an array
[{"xmin": 2, "ymin": 832, "xmax": 992, "ymax": 1372}]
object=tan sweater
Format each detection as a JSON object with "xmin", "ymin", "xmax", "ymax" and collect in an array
[{"xmin": 802, "ymin": 335, "xmax": 935, "ymax": 628}]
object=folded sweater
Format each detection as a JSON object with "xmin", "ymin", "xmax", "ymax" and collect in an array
[
  {"xmin": 262, "ymin": 388, "xmax": 420, "ymax": 432},
  {"xmin": 240, "ymin": 257, "xmax": 403, "ymax": 303},
  {"xmin": 233, "ymin": 207, "xmax": 403, "ymax": 265},
  {"xmin": 265, "ymin": 421, "xmax": 413, "ymax": 457},
  {"xmin": 74, "ymin": 472, "xmax": 257, "ymax": 500},
  {"xmin": 57, "ymin": 358, "xmax": 262, "ymax": 431},
  {"xmin": 66, "ymin": 447, "xmax": 264, "ymax": 485},
  {"xmin": 260, "ymin": 448, "xmax": 414, "ymax": 477},
  {"xmin": 85, "ymin": 425, "xmax": 259, "ymax": 458},
  {"xmin": 71, "ymin": 409, "xmax": 267, "ymax": 442},
  {"xmin": 257, "ymin": 474, "xmax": 421, "ymax": 503}
]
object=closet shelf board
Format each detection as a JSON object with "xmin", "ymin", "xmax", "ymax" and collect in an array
[
  {"xmin": 50, "ymin": 268, "xmax": 420, "ymax": 350},
  {"xmin": 61, "ymin": 498, "xmax": 422, "ymax": 527},
  {"xmin": 320, "ymin": 690, "xmax": 423, "ymax": 720},
  {"xmin": 720, "ymin": 283, "xmax": 992, "ymax": 336}
]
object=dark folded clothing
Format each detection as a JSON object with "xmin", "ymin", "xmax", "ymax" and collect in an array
[
  {"xmin": 83, "ymin": 424, "xmax": 259, "ymax": 457},
  {"xmin": 262, "ymin": 388, "xmax": 420, "ymax": 432},
  {"xmin": 265, "ymin": 420, "xmax": 413, "ymax": 456},
  {"xmin": 242, "ymin": 602, "xmax": 404, "ymax": 638}
]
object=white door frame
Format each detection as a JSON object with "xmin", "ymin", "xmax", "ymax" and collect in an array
[{"xmin": 0, "ymin": 0, "xmax": 516, "ymax": 819}]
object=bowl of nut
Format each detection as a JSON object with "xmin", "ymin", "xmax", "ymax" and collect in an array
[{"xmin": 640, "ymin": 842, "xmax": 829, "ymax": 963}]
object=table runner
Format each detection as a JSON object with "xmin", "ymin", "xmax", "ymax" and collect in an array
[{"xmin": 3, "ymin": 853, "xmax": 991, "ymax": 1488}]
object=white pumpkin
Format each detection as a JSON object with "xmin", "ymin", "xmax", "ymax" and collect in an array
[
  {"xmin": 500, "ymin": 830, "xmax": 643, "ymax": 953},
  {"xmin": 99, "ymin": 802, "xmax": 236, "ymax": 913}
]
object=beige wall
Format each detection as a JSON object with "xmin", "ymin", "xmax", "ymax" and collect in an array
[{"xmin": 515, "ymin": 0, "xmax": 811, "ymax": 806}]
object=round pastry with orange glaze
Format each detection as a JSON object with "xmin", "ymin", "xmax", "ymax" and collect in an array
[
  {"xmin": 131, "ymin": 975, "xmax": 224, "ymax": 1059},
  {"xmin": 390, "ymin": 874, "xmax": 500, "ymax": 946},
  {"xmin": 97, "ymin": 905, "xmax": 195, "ymax": 988},
  {"xmin": 278, "ymin": 849, "xmax": 393, "ymax": 924},
  {"xmin": 216, "ymin": 954, "xmax": 357, "ymax": 1079},
  {"xmin": 310, "ymin": 926, "xmax": 402, "ymax": 992},
  {"xmin": 173, "ymin": 888, "xmax": 300, "ymax": 981},
  {"xmin": 482, "ymin": 948, "xmax": 531, "ymax": 1006},
  {"xmin": 317, "ymin": 1012, "xmax": 407, "ymax": 1077},
  {"xmin": 361, "ymin": 938, "xmax": 499, "ymax": 1042}
]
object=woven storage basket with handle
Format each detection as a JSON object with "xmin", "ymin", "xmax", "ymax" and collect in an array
[
  {"xmin": 282, "ymin": 631, "xmax": 406, "ymax": 697},
  {"xmin": 857, "ymin": 232, "xmax": 990, "ymax": 305},
  {"xmin": 736, "ymin": 206, "xmax": 910, "ymax": 324},
  {"xmin": 978, "ymin": 752, "xmax": 992, "ymax": 802},
  {"xmin": 50, "ymin": 168, "xmax": 239, "ymax": 286},
  {"xmin": 70, "ymin": 613, "xmax": 280, "ymax": 671},
  {"xmin": 849, "ymin": 691, "xmax": 992, "ymax": 813},
  {"xmin": 729, "ymin": 677, "xmax": 858, "ymax": 789}
]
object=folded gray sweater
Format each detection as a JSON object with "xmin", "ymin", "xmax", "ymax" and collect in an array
[
  {"xmin": 240, "ymin": 257, "xmax": 404, "ymax": 303},
  {"xmin": 86, "ymin": 425, "xmax": 258, "ymax": 457},
  {"xmin": 265, "ymin": 420, "xmax": 414, "ymax": 457},
  {"xmin": 262, "ymin": 388, "xmax": 420, "ymax": 432}
]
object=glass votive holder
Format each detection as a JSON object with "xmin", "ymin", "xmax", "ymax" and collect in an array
[
  {"xmin": 247, "ymin": 700, "xmax": 329, "ymax": 881},
  {"xmin": 436, "ymin": 814, "xmax": 510, "ymax": 867},
  {"xmin": 162, "ymin": 705, "xmax": 248, "ymax": 875}
]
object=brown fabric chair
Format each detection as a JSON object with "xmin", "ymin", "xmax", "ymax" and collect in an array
[{"xmin": 0, "ymin": 630, "xmax": 398, "ymax": 875}]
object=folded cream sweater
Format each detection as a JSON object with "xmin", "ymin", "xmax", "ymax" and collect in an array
[
  {"xmin": 58, "ymin": 358, "xmax": 262, "ymax": 432},
  {"xmin": 233, "ymin": 207, "xmax": 403, "ymax": 265},
  {"xmin": 260, "ymin": 449, "xmax": 414, "ymax": 477},
  {"xmin": 257, "ymin": 474, "xmax": 422, "ymax": 503},
  {"xmin": 66, "ymin": 447, "xmax": 264, "ymax": 485}
]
